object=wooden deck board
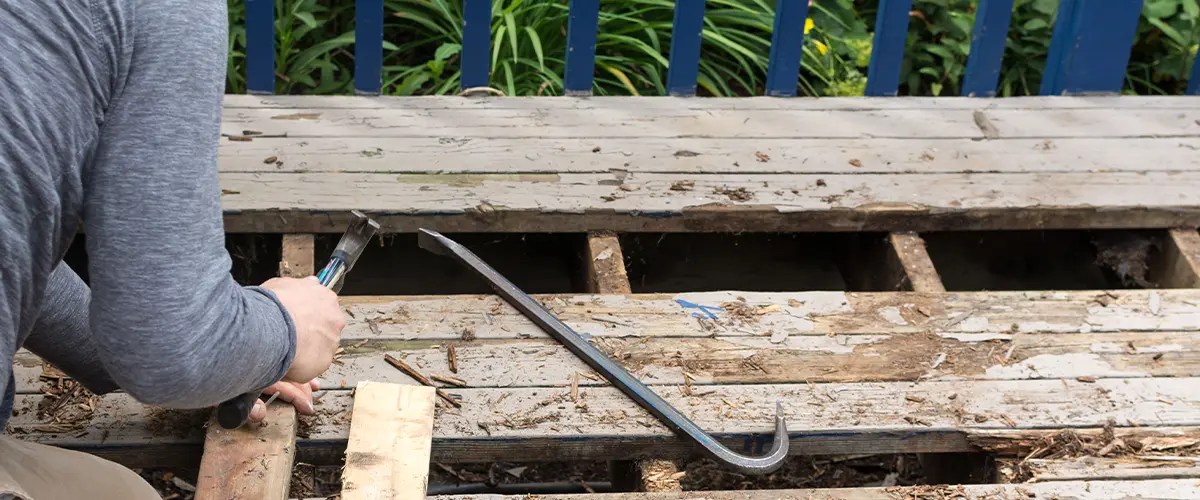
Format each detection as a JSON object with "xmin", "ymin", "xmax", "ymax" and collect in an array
[
  {"xmin": 215, "ymin": 95, "xmax": 1200, "ymax": 232},
  {"xmin": 13, "ymin": 290, "xmax": 1200, "ymax": 393}
]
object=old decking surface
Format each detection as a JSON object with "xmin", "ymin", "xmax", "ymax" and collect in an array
[
  {"xmin": 9, "ymin": 290, "xmax": 1200, "ymax": 467},
  {"xmin": 218, "ymin": 96, "xmax": 1200, "ymax": 232}
]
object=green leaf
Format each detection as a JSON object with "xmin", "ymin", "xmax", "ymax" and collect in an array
[
  {"xmin": 502, "ymin": 60, "xmax": 516, "ymax": 96},
  {"xmin": 1032, "ymin": 0, "xmax": 1058, "ymax": 14},
  {"xmin": 294, "ymin": 12, "xmax": 319, "ymax": 29},
  {"xmin": 1143, "ymin": 0, "xmax": 1179, "ymax": 19},
  {"xmin": 435, "ymin": 43, "xmax": 462, "ymax": 62},
  {"xmin": 382, "ymin": 41, "xmax": 400, "ymax": 51},
  {"xmin": 1184, "ymin": 0, "xmax": 1200, "ymax": 18},
  {"xmin": 1149, "ymin": 17, "xmax": 1188, "ymax": 45},
  {"xmin": 491, "ymin": 25, "xmax": 506, "ymax": 69},
  {"xmin": 1022, "ymin": 18, "xmax": 1049, "ymax": 31},
  {"xmin": 504, "ymin": 12, "xmax": 520, "ymax": 63},
  {"xmin": 925, "ymin": 44, "xmax": 956, "ymax": 61},
  {"xmin": 398, "ymin": 72, "xmax": 431, "ymax": 95},
  {"xmin": 524, "ymin": 27, "xmax": 545, "ymax": 71},
  {"xmin": 931, "ymin": 82, "xmax": 944, "ymax": 96}
]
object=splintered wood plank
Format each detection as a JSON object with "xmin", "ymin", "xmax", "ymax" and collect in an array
[
  {"xmin": 888, "ymin": 233, "xmax": 945, "ymax": 292},
  {"xmin": 1154, "ymin": 229, "xmax": 1200, "ymax": 288},
  {"xmin": 218, "ymin": 171, "xmax": 1200, "ymax": 233},
  {"xmin": 424, "ymin": 479, "xmax": 1200, "ymax": 499},
  {"xmin": 222, "ymin": 95, "xmax": 1200, "ymax": 111},
  {"xmin": 14, "ymin": 290, "xmax": 1200, "ymax": 394},
  {"xmin": 279, "ymin": 234, "xmax": 315, "ymax": 277},
  {"xmin": 220, "ymin": 137, "xmax": 1200, "ymax": 175},
  {"xmin": 12, "ymin": 378, "xmax": 1200, "ymax": 466},
  {"xmin": 196, "ymin": 403, "xmax": 297, "ymax": 500},
  {"xmin": 998, "ymin": 457, "xmax": 1200, "ymax": 483},
  {"xmin": 584, "ymin": 233, "xmax": 631, "ymax": 294},
  {"xmin": 341, "ymin": 382, "xmax": 436, "ymax": 500}
]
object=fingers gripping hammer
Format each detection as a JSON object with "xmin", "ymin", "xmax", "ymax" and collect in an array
[{"xmin": 215, "ymin": 211, "xmax": 379, "ymax": 429}]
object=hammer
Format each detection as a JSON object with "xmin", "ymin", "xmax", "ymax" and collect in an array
[{"xmin": 215, "ymin": 211, "xmax": 379, "ymax": 429}]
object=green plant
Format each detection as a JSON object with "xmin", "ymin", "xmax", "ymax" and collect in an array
[{"xmin": 224, "ymin": 0, "xmax": 1200, "ymax": 97}]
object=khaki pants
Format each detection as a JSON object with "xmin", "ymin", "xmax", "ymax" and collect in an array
[{"xmin": 0, "ymin": 436, "xmax": 159, "ymax": 500}]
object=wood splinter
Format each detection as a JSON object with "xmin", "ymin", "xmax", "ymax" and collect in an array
[
  {"xmin": 448, "ymin": 344, "xmax": 458, "ymax": 373},
  {"xmin": 384, "ymin": 354, "xmax": 462, "ymax": 408},
  {"xmin": 431, "ymin": 374, "xmax": 467, "ymax": 387}
]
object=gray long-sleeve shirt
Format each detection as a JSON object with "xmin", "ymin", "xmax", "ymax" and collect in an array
[{"xmin": 0, "ymin": 0, "xmax": 296, "ymax": 429}]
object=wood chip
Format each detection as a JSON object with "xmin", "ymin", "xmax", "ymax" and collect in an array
[
  {"xmin": 383, "ymin": 354, "xmax": 461, "ymax": 408},
  {"xmin": 754, "ymin": 151, "xmax": 770, "ymax": 162},
  {"xmin": 905, "ymin": 395, "xmax": 926, "ymax": 403},
  {"xmin": 448, "ymin": 344, "xmax": 458, "ymax": 373},
  {"xmin": 848, "ymin": 158, "xmax": 862, "ymax": 167},
  {"xmin": 431, "ymin": 374, "xmax": 467, "ymax": 387},
  {"xmin": 1077, "ymin": 376, "xmax": 1098, "ymax": 383}
]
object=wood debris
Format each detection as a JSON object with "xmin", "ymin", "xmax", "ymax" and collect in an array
[
  {"xmin": 848, "ymin": 158, "xmax": 862, "ymax": 167},
  {"xmin": 754, "ymin": 151, "xmax": 770, "ymax": 162},
  {"xmin": 669, "ymin": 180, "xmax": 695, "ymax": 191},
  {"xmin": 448, "ymin": 344, "xmax": 458, "ymax": 373},
  {"xmin": 431, "ymin": 374, "xmax": 467, "ymax": 387},
  {"xmin": 383, "ymin": 354, "xmax": 461, "ymax": 407}
]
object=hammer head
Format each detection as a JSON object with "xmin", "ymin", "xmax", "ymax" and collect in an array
[{"xmin": 332, "ymin": 210, "xmax": 380, "ymax": 271}]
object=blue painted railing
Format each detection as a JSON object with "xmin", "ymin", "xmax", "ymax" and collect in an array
[{"xmin": 243, "ymin": 0, "xmax": 1199, "ymax": 97}]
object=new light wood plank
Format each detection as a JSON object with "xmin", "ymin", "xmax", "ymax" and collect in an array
[
  {"xmin": 11, "ymin": 378, "xmax": 1200, "ymax": 466},
  {"xmin": 196, "ymin": 403, "xmax": 297, "ymax": 500},
  {"xmin": 341, "ymin": 382, "xmax": 437, "ymax": 500},
  {"xmin": 217, "ymin": 171, "xmax": 1200, "ymax": 233},
  {"xmin": 424, "ymin": 479, "xmax": 1200, "ymax": 499}
]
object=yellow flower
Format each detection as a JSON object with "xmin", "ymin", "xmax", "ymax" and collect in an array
[
  {"xmin": 805, "ymin": 18, "xmax": 814, "ymax": 34},
  {"xmin": 815, "ymin": 40, "xmax": 828, "ymax": 55}
]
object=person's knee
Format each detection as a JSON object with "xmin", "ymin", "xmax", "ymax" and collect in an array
[{"xmin": 0, "ymin": 437, "xmax": 159, "ymax": 500}]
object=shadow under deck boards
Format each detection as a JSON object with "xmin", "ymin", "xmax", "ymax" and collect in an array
[{"xmin": 13, "ymin": 95, "xmax": 1200, "ymax": 498}]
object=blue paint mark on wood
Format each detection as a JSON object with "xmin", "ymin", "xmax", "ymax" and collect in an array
[
  {"xmin": 564, "ymin": 0, "xmax": 601, "ymax": 95},
  {"xmin": 865, "ymin": 0, "xmax": 913, "ymax": 96},
  {"xmin": 245, "ymin": 0, "xmax": 275, "ymax": 94},
  {"xmin": 354, "ymin": 0, "xmax": 385, "ymax": 95},
  {"xmin": 674, "ymin": 299, "xmax": 722, "ymax": 319},
  {"xmin": 1040, "ymin": 0, "xmax": 1143, "ymax": 96},
  {"xmin": 961, "ymin": 0, "xmax": 1014, "ymax": 97},
  {"xmin": 461, "ymin": 0, "xmax": 492, "ymax": 90},
  {"xmin": 666, "ymin": 1, "xmax": 707, "ymax": 96},
  {"xmin": 764, "ymin": 0, "xmax": 810, "ymax": 97},
  {"xmin": 1188, "ymin": 53, "xmax": 1200, "ymax": 95}
]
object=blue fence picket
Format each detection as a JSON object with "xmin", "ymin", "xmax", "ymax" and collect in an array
[
  {"xmin": 564, "ymin": 0, "xmax": 601, "ymax": 95},
  {"xmin": 1188, "ymin": 53, "xmax": 1200, "ymax": 95},
  {"xmin": 1040, "ymin": 0, "xmax": 1143, "ymax": 95},
  {"xmin": 666, "ymin": 1, "xmax": 706, "ymax": 96},
  {"xmin": 865, "ymin": 0, "xmax": 913, "ymax": 96},
  {"xmin": 764, "ymin": 0, "xmax": 810, "ymax": 97},
  {"xmin": 245, "ymin": 0, "xmax": 275, "ymax": 94},
  {"xmin": 461, "ymin": 0, "xmax": 492, "ymax": 90},
  {"xmin": 354, "ymin": 0, "xmax": 385, "ymax": 95},
  {"xmin": 961, "ymin": 0, "xmax": 1014, "ymax": 97}
]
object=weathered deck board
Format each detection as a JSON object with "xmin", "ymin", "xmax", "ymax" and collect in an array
[
  {"xmin": 214, "ymin": 95, "xmax": 1200, "ymax": 232},
  {"xmin": 422, "ymin": 479, "xmax": 1200, "ymax": 499},
  {"xmin": 219, "ymin": 137, "xmax": 1200, "ymax": 175},
  {"xmin": 9, "ymin": 378, "xmax": 1200, "ymax": 466},
  {"xmin": 14, "ymin": 290, "xmax": 1200, "ymax": 393},
  {"xmin": 999, "ymin": 457, "xmax": 1200, "ymax": 483},
  {"xmin": 217, "ymin": 171, "xmax": 1200, "ymax": 232}
]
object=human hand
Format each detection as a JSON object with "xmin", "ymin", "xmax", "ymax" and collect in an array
[
  {"xmin": 261, "ymin": 276, "xmax": 345, "ymax": 383},
  {"xmin": 248, "ymin": 379, "xmax": 321, "ymax": 422}
]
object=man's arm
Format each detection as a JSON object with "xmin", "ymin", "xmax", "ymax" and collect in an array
[
  {"xmin": 22, "ymin": 263, "xmax": 119, "ymax": 395},
  {"xmin": 82, "ymin": 0, "xmax": 295, "ymax": 408}
]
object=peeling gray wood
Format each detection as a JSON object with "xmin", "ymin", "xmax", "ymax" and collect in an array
[
  {"xmin": 1155, "ymin": 229, "xmax": 1200, "ymax": 289},
  {"xmin": 1000, "ymin": 457, "xmax": 1200, "ymax": 483},
  {"xmin": 219, "ymin": 137, "xmax": 1200, "ymax": 174},
  {"xmin": 423, "ymin": 479, "xmax": 1200, "ymax": 499},
  {"xmin": 10, "ymin": 378, "xmax": 1200, "ymax": 466},
  {"xmin": 16, "ymin": 290, "xmax": 1200, "ymax": 393},
  {"xmin": 888, "ymin": 233, "xmax": 945, "ymax": 292},
  {"xmin": 223, "ymin": 94, "xmax": 1200, "ymax": 111},
  {"xmin": 215, "ymin": 171, "xmax": 1200, "ymax": 233}
]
